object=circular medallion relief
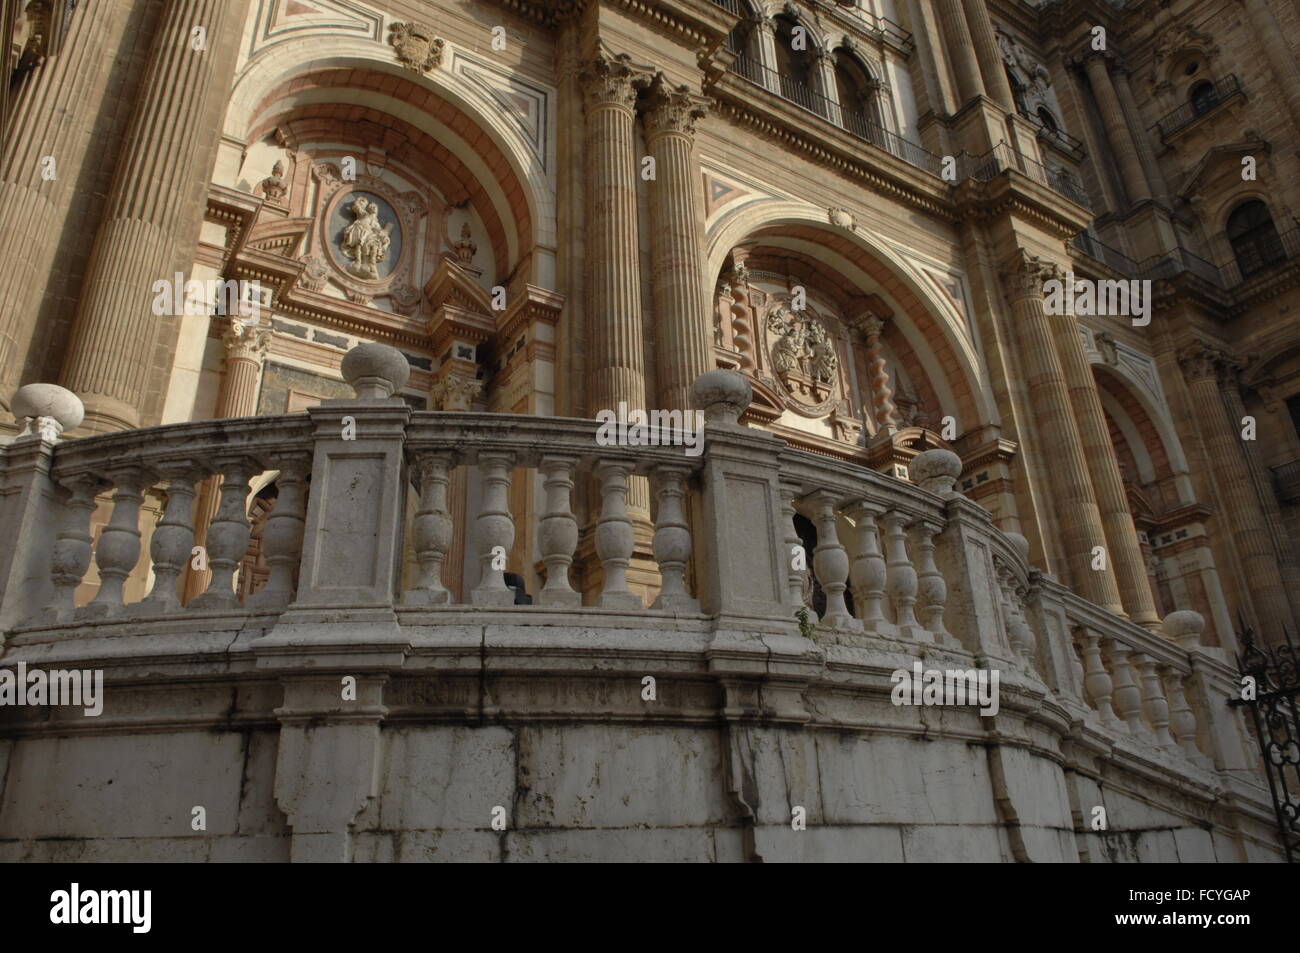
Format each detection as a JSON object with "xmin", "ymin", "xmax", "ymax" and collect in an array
[
  {"xmin": 328, "ymin": 191, "xmax": 403, "ymax": 282},
  {"xmin": 765, "ymin": 303, "xmax": 842, "ymax": 415}
]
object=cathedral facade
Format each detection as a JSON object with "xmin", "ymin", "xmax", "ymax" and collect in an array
[{"xmin": 0, "ymin": 0, "xmax": 1294, "ymax": 861}]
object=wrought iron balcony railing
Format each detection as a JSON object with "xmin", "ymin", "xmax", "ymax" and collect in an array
[
  {"xmin": 1132, "ymin": 227, "xmax": 1300, "ymax": 291},
  {"xmin": 1155, "ymin": 74, "xmax": 1243, "ymax": 138},
  {"xmin": 1071, "ymin": 232, "xmax": 1138, "ymax": 276},
  {"xmin": 726, "ymin": 52, "xmax": 944, "ymax": 177},
  {"xmin": 959, "ymin": 142, "xmax": 1092, "ymax": 209},
  {"xmin": 1272, "ymin": 459, "xmax": 1300, "ymax": 505}
]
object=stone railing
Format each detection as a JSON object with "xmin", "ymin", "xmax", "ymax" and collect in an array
[{"xmin": 0, "ymin": 348, "xmax": 1258, "ymax": 789}]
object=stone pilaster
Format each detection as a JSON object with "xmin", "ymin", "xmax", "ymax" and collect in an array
[
  {"xmin": 1082, "ymin": 53, "xmax": 1151, "ymax": 206},
  {"xmin": 1001, "ymin": 253, "xmax": 1122, "ymax": 612},
  {"xmin": 1051, "ymin": 286, "xmax": 1161, "ymax": 629},
  {"xmin": 1236, "ymin": 0, "xmax": 1300, "ymax": 138},
  {"xmin": 59, "ymin": 0, "xmax": 251, "ymax": 432},
  {"xmin": 1178, "ymin": 343, "xmax": 1293, "ymax": 633},
  {"xmin": 642, "ymin": 78, "xmax": 712, "ymax": 415},
  {"xmin": 1112, "ymin": 67, "xmax": 1170, "ymax": 206}
]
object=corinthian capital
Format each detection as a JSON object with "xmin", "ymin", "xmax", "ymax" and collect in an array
[
  {"xmin": 641, "ymin": 76, "xmax": 709, "ymax": 139},
  {"xmin": 1000, "ymin": 250, "xmax": 1057, "ymax": 302},
  {"xmin": 222, "ymin": 319, "xmax": 272, "ymax": 363},
  {"xmin": 1176, "ymin": 341, "xmax": 1227, "ymax": 383},
  {"xmin": 580, "ymin": 51, "xmax": 645, "ymax": 111}
]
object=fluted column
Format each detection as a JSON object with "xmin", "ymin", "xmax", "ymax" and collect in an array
[
  {"xmin": 184, "ymin": 319, "xmax": 271, "ymax": 602},
  {"xmin": 1082, "ymin": 53, "xmax": 1151, "ymax": 205},
  {"xmin": 642, "ymin": 78, "xmax": 712, "ymax": 414},
  {"xmin": 60, "ymin": 0, "xmax": 252, "ymax": 431},
  {"xmin": 1112, "ymin": 68, "xmax": 1170, "ymax": 206},
  {"xmin": 964, "ymin": 0, "xmax": 1015, "ymax": 111},
  {"xmin": 1051, "ymin": 278, "xmax": 1160, "ymax": 629},
  {"xmin": 936, "ymin": 0, "xmax": 985, "ymax": 105},
  {"xmin": 582, "ymin": 51, "xmax": 650, "ymax": 517},
  {"xmin": 1001, "ymin": 253, "xmax": 1122, "ymax": 612},
  {"xmin": 1179, "ymin": 343, "xmax": 1292, "ymax": 630},
  {"xmin": 0, "ymin": 0, "xmax": 123, "ymax": 403}
]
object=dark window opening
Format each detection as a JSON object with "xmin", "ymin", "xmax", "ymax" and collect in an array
[{"xmin": 1227, "ymin": 199, "xmax": 1285, "ymax": 278}]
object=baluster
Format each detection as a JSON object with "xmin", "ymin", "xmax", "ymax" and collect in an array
[
  {"xmin": 997, "ymin": 567, "xmax": 1028, "ymax": 659},
  {"xmin": 537, "ymin": 455, "xmax": 580, "ymax": 608},
  {"xmin": 650, "ymin": 464, "xmax": 698, "ymax": 613},
  {"xmin": 471, "ymin": 451, "xmax": 516, "ymax": 606},
  {"xmin": 595, "ymin": 460, "xmax": 640, "ymax": 609},
  {"xmin": 248, "ymin": 453, "xmax": 311, "ymax": 609},
  {"xmin": 882, "ymin": 510, "xmax": 921, "ymax": 639},
  {"xmin": 82, "ymin": 466, "xmax": 153, "ymax": 618},
  {"xmin": 1162, "ymin": 666, "xmax": 1202, "ymax": 759},
  {"xmin": 1078, "ymin": 629, "xmax": 1121, "ymax": 727},
  {"xmin": 1106, "ymin": 640, "xmax": 1149, "ymax": 739},
  {"xmin": 43, "ymin": 475, "xmax": 105, "ymax": 623},
  {"xmin": 402, "ymin": 451, "xmax": 455, "ymax": 606},
  {"xmin": 1135, "ymin": 653, "xmax": 1175, "ymax": 747},
  {"xmin": 138, "ymin": 467, "xmax": 200, "ymax": 615},
  {"xmin": 845, "ymin": 501, "xmax": 886, "ymax": 631},
  {"xmin": 810, "ymin": 490, "xmax": 859, "ymax": 630},
  {"xmin": 189, "ymin": 459, "xmax": 254, "ymax": 610},
  {"xmin": 914, "ymin": 520, "xmax": 950, "ymax": 641},
  {"xmin": 1011, "ymin": 582, "xmax": 1037, "ymax": 666},
  {"xmin": 779, "ymin": 481, "xmax": 813, "ymax": 618}
]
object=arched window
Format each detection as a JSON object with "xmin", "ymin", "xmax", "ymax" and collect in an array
[
  {"xmin": 1189, "ymin": 80, "xmax": 1219, "ymax": 116},
  {"xmin": 1226, "ymin": 200, "xmax": 1285, "ymax": 278},
  {"xmin": 773, "ymin": 15, "xmax": 823, "ymax": 115},
  {"xmin": 833, "ymin": 49, "xmax": 882, "ymax": 139},
  {"xmin": 725, "ymin": 1, "xmax": 763, "ymax": 84},
  {"xmin": 1036, "ymin": 107, "xmax": 1059, "ymax": 132}
]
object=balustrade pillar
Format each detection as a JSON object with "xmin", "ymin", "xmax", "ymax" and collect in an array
[
  {"xmin": 1134, "ymin": 653, "xmax": 1175, "ymax": 747},
  {"xmin": 1002, "ymin": 253, "xmax": 1122, "ymax": 612},
  {"xmin": 471, "ymin": 452, "xmax": 516, "ymax": 606},
  {"xmin": 650, "ymin": 464, "xmax": 698, "ymax": 613},
  {"xmin": 58, "ymin": 0, "xmax": 252, "ymax": 431},
  {"xmin": 595, "ymin": 460, "xmax": 640, "ymax": 609},
  {"xmin": 810, "ymin": 491, "xmax": 858, "ymax": 630},
  {"xmin": 845, "ymin": 501, "xmax": 886, "ymax": 631},
  {"xmin": 138, "ymin": 468, "xmax": 199, "ymax": 615},
  {"xmin": 779, "ymin": 481, "xmax": 812, "ymax": 615},
  {"xmin": 1106, "ymin": 640, "xmax": 1149, "ymax": 739},
  {"xmin": 914, "ymin": 521, "xmax": 950, "ymax": 642},
  {"xmin": 537, "ymin": 455, "xmax": 580, "ymax": 608},
  {"xmin": 81, "ymin": 468, "xmax": 152, "ymax": 618},
  {"xmin": 1162, "ymin": 667, "xmax": 1202, "ymax": 760},
  {"xmin": 43, "ymin": 476, "xmax": 104, "ymax": 622},
  {"xmin": 403, "ymin": 451, "xmax": 456, "ymax": 606},
  {"xmin": 247, "ymin": 454, "xmax": 310, "ymax": 609},
  {"xmin": 858, "ymin": 314, "xmax": 897, "ymax": 434},
  {"xmin": 1079, "ymin": 629, "xmax": 1120, "ymax": 727},
  {"xmin": 882, "ymin": 510, "xmax": 922, "ymax": 639},
  {"xmin": 189, "ymin": 460, "xmax": 254, "ymax": 611}
]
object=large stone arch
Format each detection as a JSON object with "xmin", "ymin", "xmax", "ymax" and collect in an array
[
  {"xmin": 707, "ymin": 200, "xmax": 998, "ymax": 429},
  {"xmin": 1089, "ymin": 359, "xmax": 1194, "ymax": 506},
  {"xmin": 223, "ymin": 37, "xmax": 555, "ymax": 277}
]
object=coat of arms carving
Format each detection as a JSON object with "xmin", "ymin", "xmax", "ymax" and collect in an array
[
  {"xmin": 389, "ymin": 22, "xmax": 445, "ymax": 74},
  {"xmin": 766, "ymin": 304, "xmax": 842, "ymax": 411}
]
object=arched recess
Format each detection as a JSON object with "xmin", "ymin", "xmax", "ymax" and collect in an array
[
  {"xmin": 707, "ymin": 200, "xmax": 996, "ymax": 431},
  {"xmin": 224, "ymin": 38, "xmax": 554, "ymax": 280},
  {"xmin": 1089, "ymin": 360, "xmax": 1194, "ymax": 506}
]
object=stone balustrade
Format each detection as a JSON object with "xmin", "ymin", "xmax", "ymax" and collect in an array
[{"xmin": 0, "ymin": 354, "xmax": 1275, "ymax": 862}]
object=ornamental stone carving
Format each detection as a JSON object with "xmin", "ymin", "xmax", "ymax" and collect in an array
[
  {"xmin": 222, "ymin": 319, "xmax": 272, "ymax": 362},
  {"xmin": 580, "ymin": 52, "xmax": 644, "ymax": 111},
  {"xmin": 764, "ymin": 303, "xmax": 843, "ymax": 413},
  {"xmin": 641, "ymin": 79, "xmax": 708, "ymax": 138},
  {"xmin": 259, "ymin": 160, "xmax": 288, "ymax": 204},
  {"xmin": 339, "ymin": 195, "xmax": 395, "ymax": 280},
  {"xmin": 389, "ymin": 22, "xmax": 444, "ymax": 74}
]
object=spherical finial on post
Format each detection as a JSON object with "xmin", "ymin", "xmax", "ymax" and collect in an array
[
  {"xmin": 1005, "ymin": 532, "xmax": 1031, "ymax": 563},
  {"xmin": 341, "ymin": 342, "xmax": 410, "ymax": 399},
  {"xmin": 10, "ymin": 383, "xmax": 85, "ymax": 441},
  {"xmin": 909, "ymin": 448, "xmax": 963, "ymax": 499},
  {"xmin": 1164, "ymin": 609, "xmax": 1206, "ymax": 650},
  {"xmin": 690, "ymin": 369, "xmax": 751, "ymax": 428}
]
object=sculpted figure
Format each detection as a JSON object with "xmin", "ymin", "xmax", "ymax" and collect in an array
[{"xmin": 340, "ymin": 196, "xmax": 393, "ymax": 279}]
